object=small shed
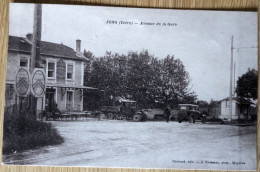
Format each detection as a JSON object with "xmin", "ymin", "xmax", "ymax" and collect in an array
[{"xmin": 219, "ymin": 97, "xmax": 254, "ymax": 120}]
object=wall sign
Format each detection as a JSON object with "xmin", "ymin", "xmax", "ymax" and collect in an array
[
  {"xmin": 14, "ymin": 67, "xmax": 30, "ymax": 97},
  {"xmin": 57, "ymin": 59, "xmax": 66, "ymax": 82},
  {"xmin": 31, "ymin": 68, "xmax": 46, "ymax": 97}
]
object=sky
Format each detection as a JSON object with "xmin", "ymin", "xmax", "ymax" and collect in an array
[{"xmin": 9, "ymin": 3, "xmax": 258, "ymax": 102}]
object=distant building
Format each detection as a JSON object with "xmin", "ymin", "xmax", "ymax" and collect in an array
[
  {"xmin": 219, "ymin": 97, "xmax": 254, "ymax": 120},
  {"xmin": 5, "ymin": 34, "xmax": 93, "ymax": 117}
]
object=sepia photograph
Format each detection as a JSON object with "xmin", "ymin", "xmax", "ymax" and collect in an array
[{"xmin": 2, "ymin": 3, "xmax": 258, "ymax": 170}]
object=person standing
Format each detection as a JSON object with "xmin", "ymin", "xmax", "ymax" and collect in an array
[{"xmin": 165, "ymin": 105, "xmax": 171, "ymax": 122}]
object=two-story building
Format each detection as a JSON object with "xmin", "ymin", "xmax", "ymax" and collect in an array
[{"xmin": 5, "ymin": 33, "xmax": 91, "ymax": 117}]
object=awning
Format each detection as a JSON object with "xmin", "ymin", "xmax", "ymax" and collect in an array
[
  {"xmin": 46, "ymin": 83, "xmax": 97, "ymax": 90},
  {"xmin": 6, "ymin": 81, "xmax": 97, "ymax": 90}
]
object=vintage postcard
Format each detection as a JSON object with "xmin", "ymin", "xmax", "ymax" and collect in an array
[{"xmin": 2, "ymin": 3, "xmax": 258, "ymax": 170}]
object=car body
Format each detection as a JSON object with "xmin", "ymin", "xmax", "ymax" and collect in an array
[
  {"xmin": 100, "ymin": 99, "xmax": 138, "ymax": 120},
  {"xmin": 177, "ymin": 104, "xmax": 206, "ymax": 123}
]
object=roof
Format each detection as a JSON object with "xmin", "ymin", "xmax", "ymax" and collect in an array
[
  {"xmin": 8, "ymin": 36, "xmax": 86, "ymax": 61},
  {"xmin": 219, "ymin": 97, "xmax": 254, "ymax": 105}
]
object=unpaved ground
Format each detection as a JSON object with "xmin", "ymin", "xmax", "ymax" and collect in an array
[{"xmin": 2, "ymin": 119, "xmax": 257, "ymax": 170}]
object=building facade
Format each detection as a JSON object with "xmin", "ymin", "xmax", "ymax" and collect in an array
[
  {"xmin": 219, "ymin": 97, "xmax": 253, "ymax": 120},
  {"xmin": 5, "ymin": 34, "xmax": 89, "ymax": 117}
]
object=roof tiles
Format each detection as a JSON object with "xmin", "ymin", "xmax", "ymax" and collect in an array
[{"xmin": 8, "ymin": 35, "xmax": 86, "ymax": 61}]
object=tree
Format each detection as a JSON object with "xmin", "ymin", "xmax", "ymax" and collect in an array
[
  {"xmin": 83, "ymin": 50, "xmax": 197, "ymax": 109},
  {"xmin": 83, "ymin": 50, "xmax": 95, "ymax": 85},
  {"xmin": 236, "ymin": 68, "xmax": 258, "ymax": 100},
  {"xmin": 197, "ymin": 100, "xmax": 209, "ymax": 107}
]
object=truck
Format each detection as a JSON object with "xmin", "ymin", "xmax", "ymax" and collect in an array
[
  {"xmin": 176, "ymin": 104, "xmax": 207, "ymax": 123},
  {"xmin": 100, "ymin": 99, "xmax": 147, "ymax": 121},
  {"xmin": 142, "ymin": 104, "xmax": 207, "ymax": 123}
]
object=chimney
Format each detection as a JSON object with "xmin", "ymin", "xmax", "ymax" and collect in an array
[
  {"xmin": 26, "ymin": 33, "xmax": 33, "ymax": 42},
  {"xmin": 76, "ymin": 39, "xmax": 81, "ymax": 53}
]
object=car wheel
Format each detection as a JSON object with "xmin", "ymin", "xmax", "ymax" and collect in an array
[
  {"xmin": 99, "ymin": 113, "xmax": 106, "ymax": 120},
  {"xmin": 133, "ymin": 114, "xmax": 142, "ymax": 122}
]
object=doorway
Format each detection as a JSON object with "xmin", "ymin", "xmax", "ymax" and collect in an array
[{"xmin": 45, "ymin": 88, "xmax": 56, "ymax": 112}]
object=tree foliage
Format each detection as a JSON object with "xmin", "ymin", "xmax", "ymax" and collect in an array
[
  {"xmin": 236, "ymin": 68, "xmax": 258, "ymax": 100},
  {"xmin": 83, "ymin": 50, "xmax": 197, "ymax": 109}
]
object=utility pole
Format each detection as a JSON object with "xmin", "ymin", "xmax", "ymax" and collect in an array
[
  {"xmin": 233, "ymin": 62, "xmax": 236, "ymax": 95},
  {"xmin": 229, "ymin": 35, "xmax": 234, "ymax": 121},
  {"xmin": 29, "ymin": 4, "xmax": 42, "ymax": 119},
  {"xmin": 31, "ymin": 4, "xmax": 42, "ymax": 70}
]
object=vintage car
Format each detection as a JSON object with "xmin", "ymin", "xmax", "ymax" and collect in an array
[
  {"xmin": 177, "ymin": 104, "xmax": 206, "ymax": 123},
  {"xmin": 100, "ymin": 99, "xmax": 141, "ymax": 121}
]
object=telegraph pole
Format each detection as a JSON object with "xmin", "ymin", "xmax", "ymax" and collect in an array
[
  {"xmin": 234, "ymin": 61, "xmax": 236, "ymax": 95},
  {"xmin": 31, "ymin": 4, "xmax": 42, "ymax": 70},
  {"xmin": 229, "ymin": 35, "xmax": 234, "ymax": 121},
  {"xmin": 29, "ymin": 4, "xmax": 42, "ymax": 118}
]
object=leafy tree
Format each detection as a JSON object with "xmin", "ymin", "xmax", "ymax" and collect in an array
[
  {"xmin": 83, "ymin": 50, "xmax": 197, "ymax": 109},
  {"xmin": 83, "ymin": 50, "xmax": 95, "ymax": 85},
  {"xmin": 197, "ymin": 100, "xmax": 209, "ymax": 107},
  {"xmin": 236, "ymin": 68, "xmax": 258, "ymax": 100},
  {"xmin": 83, "ymin": 50, "xmax": 94, "ymax": 60},
  {"xmin": 208, "ymin": 99, "xmax": 219, "ymax": 108},
  {"xmin": 126, "ymin": 51, "xmax": 155, "ymax": 107}
]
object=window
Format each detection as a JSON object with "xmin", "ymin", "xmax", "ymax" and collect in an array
[
  {"xmin": 180, "ymin": 106, "xmax": 187, "ymax": 110},
  {"xmin": 190, "ymin": 106, "xmax": 198, "ymax": 111},
  {"xmin": 67, "ymin": 64, "xmax": 74, "ymax": 79},
  {"xmin": 20, "ymin": 59, "xmax": 28, "ymax": 67},
  {"xmin": 20, "ymin": 56, "xmax": 28, "ymax": 68},
  {"xmin": 48, "ymin": 62, "xmax": 55, "ymax": 78}
]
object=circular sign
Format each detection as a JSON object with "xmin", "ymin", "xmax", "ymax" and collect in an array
[
  {"xmin": 31, "ymin": 68, "xmax": 46, "ymax": 97},
  {"xmin": 15, "ymin": 67, "xmax": 30, "ymax": 97}
]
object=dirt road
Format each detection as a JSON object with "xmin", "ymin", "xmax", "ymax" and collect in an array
[{"xmin": 2, "ymin": 119, "xmax": 257, "ymax": 170}]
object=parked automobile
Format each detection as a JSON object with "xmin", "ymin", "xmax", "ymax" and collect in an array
[
  {"xmin": 177, "ymin": 104, "xmax": 207, "ymax": 123},
  {"xmin": 100, "ymin": 99, "xmax": 147, "ymax": 121}
]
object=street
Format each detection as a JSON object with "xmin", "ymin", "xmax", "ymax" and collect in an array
[{"xmin": 2, "ymin": 119, "xmax": 257, "ymax": 170}]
